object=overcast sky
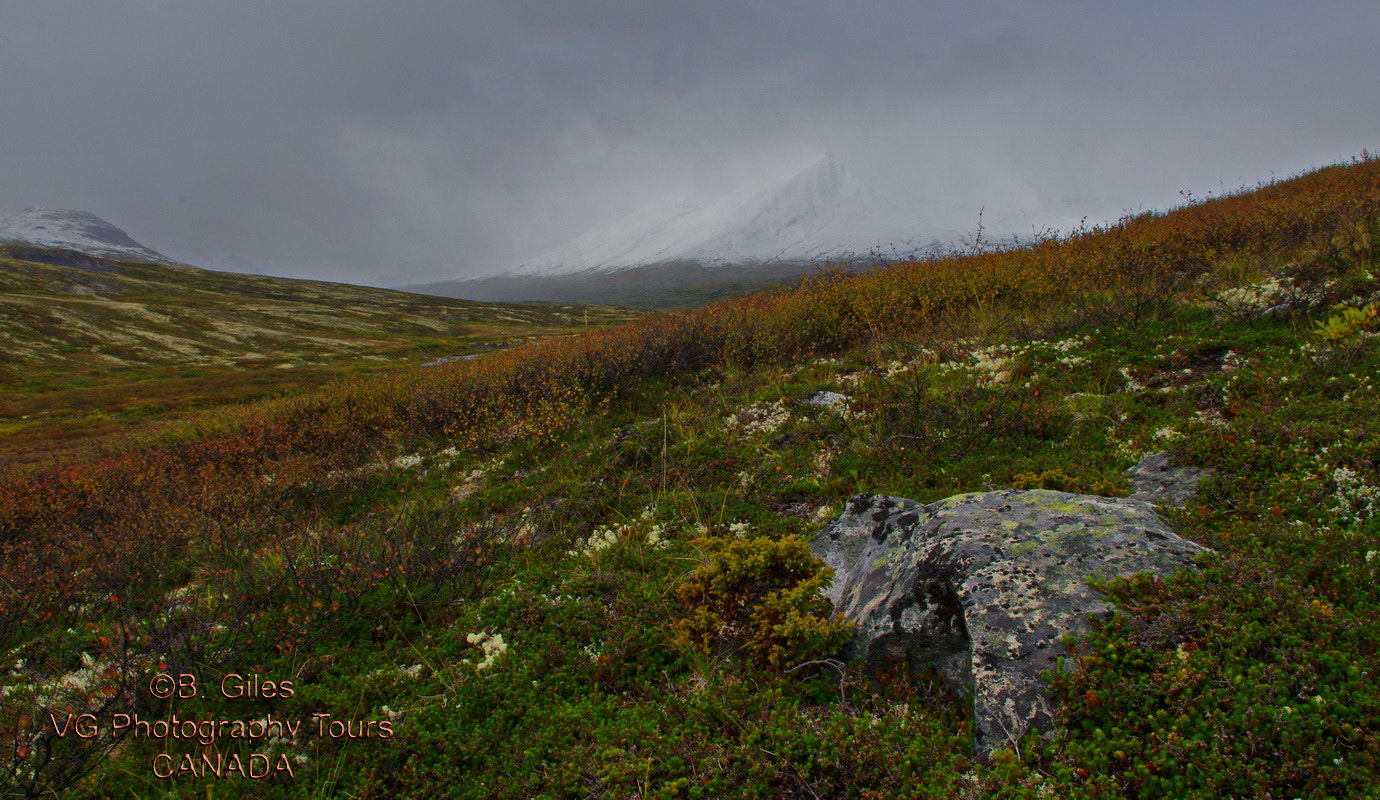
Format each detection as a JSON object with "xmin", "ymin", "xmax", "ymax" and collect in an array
[{"xmin": 2, "ymin": 2, "xmax": 1377, "ymax": 286}]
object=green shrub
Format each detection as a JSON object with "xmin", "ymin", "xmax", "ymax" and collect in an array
[
  {"xmin": 673, "ymin": 535, "xmax": 852, "ymax": 671},
  {"xmin": 1314, "ymin": 302, "xmax": 1380, "ymax": 342},
  {"xmin": 1011, "ymin": 468, "xmax": 1126, "ymax": 497}
]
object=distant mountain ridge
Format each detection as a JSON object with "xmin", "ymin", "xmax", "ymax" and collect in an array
[
  {"xmin": 0, "ymin": 208, "xmax": 180, "ymax": 265},
  {"xmin": 508, "ymin": 154, "xmax": 960, "ymax": 276},
  {"xmin": 409, "ymin": 154, "xmax": 962, "ymax": 307}
]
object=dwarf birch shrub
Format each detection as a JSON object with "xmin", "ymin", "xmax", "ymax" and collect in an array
[
  {"xmin": 673, "ymin": 534, "xmax": 850, "ymax": 671},
  {"xmin": 1011, "ymin": 468, "xmax": 1127, "ymax": 497}
]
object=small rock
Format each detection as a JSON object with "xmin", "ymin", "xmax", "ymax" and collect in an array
[{"xmin": 1125, "ymin": 452, "xmax": 1210, "ymax": 506}]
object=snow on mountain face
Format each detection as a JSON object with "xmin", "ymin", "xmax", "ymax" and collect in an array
[
  {"xmin": 508, "ymin": 154, "xmax": 962, "ymax": 276},
  {"xmin": 0, "ymin": 208, "xmax": 179, "ymax": 265}
]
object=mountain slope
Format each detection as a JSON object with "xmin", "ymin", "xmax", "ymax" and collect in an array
[
  {"xmin": 0, "ymin": 208, "xmax": 181, "ymax": 265},
  {"xmin": 406, "ymin": 260, "xmax": 851, "ymax": 308},
  {"xmin": 511, "ymin": 154, "xmax": 959, "ymax": 276},
  {"xmin": 409, "ymin": 155, "xmax": 961, "ymax": 306}
]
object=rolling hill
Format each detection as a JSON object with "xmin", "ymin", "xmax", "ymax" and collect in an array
[
  {"xmin": 0, "ymin": 242, "xmax": 639, "ymax": 463},
  {"xmin": 0, "ymin": 208, "xmax": 182, "ymax": 266}
]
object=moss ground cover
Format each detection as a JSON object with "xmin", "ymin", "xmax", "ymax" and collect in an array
[{"xmin": 2, "ymin": 157, "xmax": 1380, "ymax": 797}]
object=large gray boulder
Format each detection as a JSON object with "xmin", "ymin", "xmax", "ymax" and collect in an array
[{"xmin": 812, "ymin": 489, "xmax": 1209, "ymax": 753}]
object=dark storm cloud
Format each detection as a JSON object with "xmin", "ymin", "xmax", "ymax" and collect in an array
[{"xmin": 1, "ymin": 1, "xmax": 1377, "ymax": 284}]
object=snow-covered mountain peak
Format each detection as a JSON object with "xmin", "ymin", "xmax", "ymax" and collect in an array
[
  {"xmin": 0, "ymin": 208, "xmax": 179, "ymax": 265},
  {"xmin": 506, "ymin": 155, "xmax": 960, "ymax": 276},
  {"xmin": 778, "ymin": 152, "xmax": 852, "ymax": 198}
]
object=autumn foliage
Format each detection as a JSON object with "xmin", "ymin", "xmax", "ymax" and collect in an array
[{"xmin": 3, "ymin": 154, "xmax": 1380, "ymax": 793}]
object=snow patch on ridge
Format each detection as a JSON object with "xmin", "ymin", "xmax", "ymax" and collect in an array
[
  {"xmin": 506, "ymin": 154, "xmax": 962, "ymax": 276},
  {"xmin": 0, "ymin": 208, "xmax": 180, "ymax": 265}
]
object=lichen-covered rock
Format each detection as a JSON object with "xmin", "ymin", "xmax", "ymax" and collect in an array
[
  {"xmin": 812, "ymin": 490, "xmax": 1209, "ymax": 753},
  {"xmin": 1126, "ymin": 451, "xmax": 1210, "ymax": 506}
]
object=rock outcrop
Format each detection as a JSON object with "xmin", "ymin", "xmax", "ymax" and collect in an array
[
  {"xmin": 1126, "ymin": 451, "xmax": 1211, "ymax": 506},
  {"xmin": 812, "ymin": 487, "xmax": 1209, "ymax": 753}
]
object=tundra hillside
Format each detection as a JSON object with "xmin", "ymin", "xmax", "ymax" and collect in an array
[
  {"xmin": 3, "ymin": 156, "xmax": 1380, "ymax": 798},
  {"xmin": 0, "ymin": 251, "xmax": 638, "ymax": 465}
]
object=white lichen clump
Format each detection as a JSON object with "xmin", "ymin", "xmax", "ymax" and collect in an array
[
  {"xmin": 1333, "ymin": 467, "xmax": 1380, "ymax": 521},
  {"xmin": 1217, "ymin": 276, "xmax": 1290, "ymax": 313},
  {"xmin": 570, "ymin": 525, "xmax": 621, "ymax": 555},
  {"xmin": 464, "ymin": 632, "xmax": 508, "ymax": 671},
  {"xmin": 450, "ymin": 468, "xmax": 486, "ymax": 502},
  {"xmin": 726, "ymin": 401, "xmax": 791, "ymax": 435},
  {"xmin": 391, "ymin": 453, "xmax": 424, "ymax": 470},
  {"xmin": 1049, "ymin": 335, "xmax": 1092, "ymax": 353},
  {"xmin": 883, "ymin": 360, "xmax": 914, "ymax": 379},
  {"xmin": 1119, "ymin": 367, "xmax": 1144, "ymax": 392},
  {"xmin": 568, "ymin": 511, "xmax": 671, "ymax": 556},
  {"xmin": 970, "ymin": 350, "xmax": 1012, "ymax": 385}
]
